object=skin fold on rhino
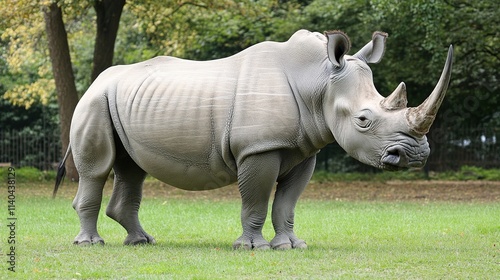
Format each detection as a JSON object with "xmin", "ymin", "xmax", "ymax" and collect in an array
[{"xmin": 54, "ymin": 29, "xmax": 453, "ymax": 250}]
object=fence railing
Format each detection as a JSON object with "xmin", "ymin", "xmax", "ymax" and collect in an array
[
  {"xmin": 315, "ymin": 125, "xmax": 500, "ymax": 173},
  {"xmin": 426, "ymin": 126, "xmax": 500, "ymax": 171},
  {"xmin": 0, "ymin": 129, "xmax": 61, "ymax": 170},
  {"xmin": 1, "ymin": 126, "xmax": 499, "ymax": 171}
]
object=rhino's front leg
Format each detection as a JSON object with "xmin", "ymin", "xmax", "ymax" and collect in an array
[
  {"xmin": 233, "ymin": 152, "xmax": 281, "ymax": 250},
  {"xmin": 270, "ymin": 155, "xmax": 316, "ymax": 250}
]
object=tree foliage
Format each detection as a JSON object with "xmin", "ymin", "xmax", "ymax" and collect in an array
[
  {"xmin": 295, "ymin": 0, "xmax": 499, "ymax": 135},
  {"xmin": 1, "ymin": 1, "xmax": 52, "ymax": 109},
  {"xmin": 1, "ymin": 0, "xmax": 498, "ymax": 171}
]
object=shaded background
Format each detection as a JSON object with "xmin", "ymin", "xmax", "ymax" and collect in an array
[{"xmin": 1, "ymin": 0, "xmax": 498, "ymax": 174}]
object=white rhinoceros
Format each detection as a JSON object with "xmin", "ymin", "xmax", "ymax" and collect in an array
[{"xmin": 54, "ymin": 29, "xmax": 453, "ymax": 250}]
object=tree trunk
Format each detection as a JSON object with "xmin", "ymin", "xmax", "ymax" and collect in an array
[
  {"xmin": 43, "ymin": 3, "xmax": 79, "ymax": 181},
  {"xmin": 91, "ymin": 0, "xmax": 125, "ymax": 82}
]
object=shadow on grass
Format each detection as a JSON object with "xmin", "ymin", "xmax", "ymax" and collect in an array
[
  {"xmin": 85, "ymin": 240, "xmax": 234, "ymax": 251},
  {"xmin": 86, "ymin": 240, "xmax": 334, "ymax": 252},
  {"xmin": 98, "ymin": 240, "xmax": 354, "ymax": 253}
]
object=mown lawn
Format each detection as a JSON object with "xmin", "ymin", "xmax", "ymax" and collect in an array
[{"xmin": 2, "ymin": 181, "xmax": 499, "ymax": 279}]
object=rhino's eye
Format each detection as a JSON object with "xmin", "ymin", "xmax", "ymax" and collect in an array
[
  {"xmin": 354, "ymin": 114, "xmax": 372, "ymax": 130},
  {"xmin": 354, "ymin": 109, "xmax": 374, "ymax": 130}
]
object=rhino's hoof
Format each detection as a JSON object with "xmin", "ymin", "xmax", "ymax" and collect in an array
[
  {"xmin": 254, "ymin": 243, "xmax": 271, "ymax": 250},
  {"xmin": 233, "ymin": 236, "xmax": 270, "ymax": 250},
  {"xmin": 233, "ymin": 242, "xmax": 271, "ymax": 250},
  {"xmin": 271, "ymin": 241, "xmax": 307, "ymax": 250},
  {"xmin": 293, "ymin": 240, "xmax": 307, "ymax": 249},
  {"xmin": 125, "ymin": 238, "xmax": 156, "ymax": 246},
  {"xmin": 73, "ymin": 239, "xmax": 105, "ymax": 246},
  {"xmin": 124, "ymin": 229, "xmax": 156, "ymax": 246},
  {"xmin": 272, "ymin": 243, "xmax": 292, "ymax": 250},
  {"xmin": 73, "ymin": 233, "xmax": 105, "ymax": 246},
  {"xmin": 124, "ymin": 233, "xmax": 156, "ymax": 246},
  {"xmin": 270, "ymin": 234, "xmax": 307, "ymax": 250},
  {"xmin": 233, "ymin": 242, "xmax": 252, "ymax": 250}
]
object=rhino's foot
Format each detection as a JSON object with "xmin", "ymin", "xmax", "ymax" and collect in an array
[
  {"xmin": 233, "ymin": 235, "xmax": 270, "ymax": 250},
  {"xmin": 73, "ymin": 232, "xmax": 105, "ymax": 246},
  {"xmin": 124, "ymin": 231, "xmax": 156, "ymax": 246},
  {"xmin": 270, "ymin": 233, "xmax": 307, "ymax": 250}
]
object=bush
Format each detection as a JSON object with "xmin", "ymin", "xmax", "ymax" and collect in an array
[
  {"xmin": 312, "ymin": 166, "xmax": 500, "ymax": 182},
  {"xmin": 0, "ymin": 166, "xmax": 56, "ymax": 182},
  {"xmin": 1, "ymin": 166, "xmax": 499, "ymax": 183},
  {"xmin": 434, "ymin": 166, "xmax": 500, "ymax": 181},
  {"xmin": 311, "ymin": 169, "xmax": 428, "ymax": 183}
]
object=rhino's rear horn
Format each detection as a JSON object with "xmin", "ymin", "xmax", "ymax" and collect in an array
[
  {"xmin": 406, "ymin": 45, "xmax": 454, "ymax": 136},
  {"xmin": 381, "ymin": 82, "xmax": 407, "ymax": 110}
]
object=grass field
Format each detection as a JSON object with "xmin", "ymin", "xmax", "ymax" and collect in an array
[{"xmin": 2, "ymin": 179, "xmax": 499, "ymax": 279}]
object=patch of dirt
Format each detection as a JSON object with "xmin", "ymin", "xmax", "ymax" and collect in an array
[
  {"xmin": 302, "ymin": 180, "xmax": 500, "ymax": 202},
  {"xmin": 139, "ymin": 180, "xmax": 500, "ymax": 203},
  {"xmin": 49, "ymin": 179, "xmax": 500, "ymax": 203}
]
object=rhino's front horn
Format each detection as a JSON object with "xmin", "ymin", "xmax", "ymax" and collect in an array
[
  {"xmin": 381, "ymin": 82, "xmax": 407, "ymax": 110},
  {"xmin": 406, "ymin": 45, "xmax": 454, "ymax": 136}
]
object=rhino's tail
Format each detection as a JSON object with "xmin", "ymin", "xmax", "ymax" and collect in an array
[{"xmin": 53, "ymin": 145, "xmax": 72, "ymax": 199}]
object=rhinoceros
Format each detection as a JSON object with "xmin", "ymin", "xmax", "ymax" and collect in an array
[{"xmin": 54, "ymin": 29, "xmax": 453, "ymax": 250}]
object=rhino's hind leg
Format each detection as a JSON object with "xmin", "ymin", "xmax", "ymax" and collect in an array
[
  {"xmin": 106, "ymin": 143, "xmax": 155, "ymax": 245},
  {"xmin": 233, "ymin": 152, "xmax": 281, "ymax": 250},
  {"xmin": 71, "ymin": 107, "xmax": 116, "ymax": 246},
  {"xmin": 73, "ymin": 177, "xmax": 108, "ymax": 246},
  {"xmin": 270, "ymin": 156, "xmax": 316, "ymax": 250}
]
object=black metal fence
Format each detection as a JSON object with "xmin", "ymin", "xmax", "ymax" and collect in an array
[
  {"xmin": 426, "ymin": 125, "xmax": 500, "ymax": 171},
  {"xmin": 0, "ymin": 129, "xmax": 61, "ymax": 170},
  {"xmin": 315, "ymin": 125, "xmax": 500, "ymax": 172},
  {"xmin": 1, "ymin": 125, "xmax": 499, "ymax": 171}
]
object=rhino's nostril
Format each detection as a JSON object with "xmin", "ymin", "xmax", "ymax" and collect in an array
[
  {"xmin": 384, "ymin": 148, "xmax": 401, "ymax": 164},
  {"xmin": 382, "ymin": 146, "xmax": 409, "ymax": 168},
  {"xmin": 387, "ymin": 148, "xmax": 400, "ymax": 157}
]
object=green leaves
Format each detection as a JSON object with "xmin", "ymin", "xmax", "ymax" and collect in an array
[{"xmin": 1, "ymin": 0, "xmax": 497, "ymax": 144}]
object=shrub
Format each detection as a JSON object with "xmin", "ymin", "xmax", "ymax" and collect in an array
[{"xmin": 0, "ymin": 166, "xmax": 56, "ymax": 182}]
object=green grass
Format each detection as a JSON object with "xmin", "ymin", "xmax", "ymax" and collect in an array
[
  {"xmin": 2, "ymin": 183, "xmax": 499, "ymax": 279},
  {"xmin": 3, "ymin": 165, "xmax": 500, "ymax": 184},
  {"xmin": 0, "ymin": 166, "xmax": 56, "ymax": 182}
]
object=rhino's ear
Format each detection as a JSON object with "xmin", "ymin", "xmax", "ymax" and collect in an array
[
  {"xmin": 354, "ymin": 31, "xmax": 388, "ymax": 64},
  {"xmin": 325, "ymin": 30, "xmax": 351, "ymax": 68}
]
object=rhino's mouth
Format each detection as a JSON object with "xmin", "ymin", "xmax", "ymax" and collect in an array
[{"xmin": 380, "ymin": 144, "xmax": 427, "ymax": 171}]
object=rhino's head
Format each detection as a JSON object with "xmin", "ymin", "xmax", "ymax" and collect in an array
[{"xmin": 323, "ymin": 31, "xmax": 453, "ymax": 171}]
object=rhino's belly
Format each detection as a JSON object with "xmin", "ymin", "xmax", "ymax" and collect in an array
[
  {"xmin": 112, "ymin": 65, "xmax": 239, "ymax": 190},
  {"xmin": 128, "ymin": 140, "xmax": 237, "ymax": 190},
  {"xmin": 118, "ymin": 101, "xmax": 237, "ymax": 190}
]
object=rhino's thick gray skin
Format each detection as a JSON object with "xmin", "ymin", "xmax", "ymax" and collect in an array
[{"xmin": 55, "ymin": 30, "xmax": 453, "ymax": 250}]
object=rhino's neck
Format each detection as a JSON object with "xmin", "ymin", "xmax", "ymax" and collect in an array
[
  {"xmin": 281, "ymin": 33, "xmax": 336, "ymax": 151},
  {"xmin": 291, "ymin": 75, "xmax": 335, "ymax": 152},
  {"xmin": 281, "ymin": 57, "xmax": 334, "ymax": 152}
]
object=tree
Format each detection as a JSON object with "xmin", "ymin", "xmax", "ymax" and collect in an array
[
  {"xmin": 42, "ymin": 2, "xmax": 80, "ymax": 180},
  {"xmin": 1, "ymin": 1, "xmax": 55, "ymax": 110},
  {"xmin": 2, "ymin": 0, "xmax": 126, "ymax": 179},
  {"xmin": 3, "ymin": 0, "xmax": 497, "ymax": 172},
  {"xmin": 294, "ymin": 0, "xmax": 499, "ymax": 171},
  {"xmin": 47, "ymin": 0, "xmax": 124, "ymax": 180},
  {"xmin": 1, "ymin": 0, "xmax": 234, "ymax": 176},
  {"xmin": 91, "ymin": 0, "xmax": 125, "ymax": 82}
]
